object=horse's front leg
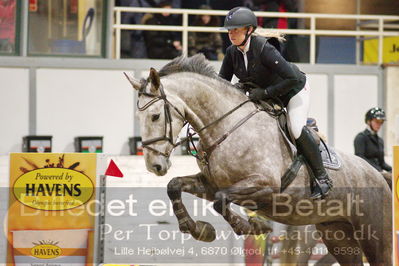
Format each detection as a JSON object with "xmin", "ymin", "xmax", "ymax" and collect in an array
[
  {"xmin": 213, "ymin": 175, "xmax": 276, "ymax": 235},
  {"xmin": 167, "ymin": 172, "xmax": 217, "ymax": 242}
]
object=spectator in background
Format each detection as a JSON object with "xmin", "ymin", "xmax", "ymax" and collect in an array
[
  {"xmin": 182, "ymin": 0, "xmax": 210, "ymax": 25},
  {"xmin": 119, "ymin": 0, "xmax": 157, "ymax": 58},
  {"xmin": 0, "ymin": 0, "xmax": 16, "ymax": 53},
  {"xmin": 253, "ymin": 0, "xmax": 297, "ymax": 29},
  {"xmin": 253, "ymin": 0, "xmax": 299, "ymax": 62},
  {"xmin": 354, "ymin": 108, "xmax": 392, "ymax": 187},
  {"xmin": 119, "ymin": 0, "xmax": 181, "ymax": 58},
  {"xmin": 210, "ymin": 0, "xmax": 244, "ymax": 11},
  {"xmin": 188, "ymin": 5, "xmax": 223, "ymax": 60},
  {"xmin": 182, "ymin": 0, "xmax": 208, "ymax": 9},
  {"xmin": 143, "ymin": 0, "xmax": 182, "ymax": 59},
  {"xmin": 168, "ymin": 0, "xmax": 181, "ymax": 9}
]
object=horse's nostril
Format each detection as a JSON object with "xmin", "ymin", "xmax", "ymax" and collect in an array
[{"xmin": 153, "ymin": 164, "xmax": 162, "ymax": 172}]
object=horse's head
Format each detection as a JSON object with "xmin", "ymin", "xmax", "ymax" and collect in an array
[{"xmin": 124, "ymin": 68, "xmax": 185, "ymax": 176}]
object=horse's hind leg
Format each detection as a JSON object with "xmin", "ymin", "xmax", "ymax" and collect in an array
[
  {"xmin": 315, "ymin": 222, "xmax": 363, "ymax": 266},
  {"xmin": 350, "ymin": 189, "xmax": 392, "ymax": 265},
  {"xmin": 381, "ymin": 171, "xmax": 392, "ymax": 189},
  {"xmin": 167, "ymin": 172, "xmax": 217, "ymax": 242},
  {"xmin": 350, "ymin": 219, "xmax": 391, "ymax": 266},
  {"xmin": 279, "ymin": 225, "xmax": 321, "ymax": 266}
]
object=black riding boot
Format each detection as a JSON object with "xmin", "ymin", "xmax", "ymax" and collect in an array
[{"xmin": 296, "ymin": 126, "xmax": 333, "ymax": 199}]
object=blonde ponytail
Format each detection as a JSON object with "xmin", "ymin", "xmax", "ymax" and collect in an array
[{"xmin": 253, "ymin": 27, "xmax": 286, "ymax": 42}]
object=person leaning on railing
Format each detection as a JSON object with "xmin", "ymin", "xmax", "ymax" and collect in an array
[
  {"xmin": 142, "ymin": 0, "xmax": 182, "ymax": 59},
  {"xmin": 253, "ymin": 0, "xmax": 300, "ymax": 62},
  {"xmin": 188, "ymin": 5, "xmax": 223, "ymax": 60},
  {"xmin": 119, "ymin": 0, "xmax": 157, "ymax": 58}
]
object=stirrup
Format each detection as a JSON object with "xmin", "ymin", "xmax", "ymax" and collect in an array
[{"xmin": 310, "ymin": 178, "xmax": 333, "ymax": 200}]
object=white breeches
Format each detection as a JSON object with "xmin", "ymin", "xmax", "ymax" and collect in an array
[{"xmin": 287, "ymin": 82, "xmax": 310, "ymax": 139}]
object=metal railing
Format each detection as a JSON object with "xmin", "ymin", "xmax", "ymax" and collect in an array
[{"xmin": 113, "ymin": 7, "xmax": 399, "ymax": 64}]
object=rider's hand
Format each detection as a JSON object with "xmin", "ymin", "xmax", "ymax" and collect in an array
[
  {"xmin": 248, "ymin": 88, "xmax": 270, "ymax": 101},
  {"xmin": 233, "ymin": 83, "xmax": 244, "ymax": 90},
  {"xmin": 233, "ymin": 83, "xmax": 246, "ymax": 94}
]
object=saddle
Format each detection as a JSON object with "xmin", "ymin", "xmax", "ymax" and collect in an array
[{"xmin": 258, "ymin": 100, "xmax": 341, "ymax": 192}]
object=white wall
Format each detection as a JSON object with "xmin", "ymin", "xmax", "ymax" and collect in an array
[
  {"xmin": 36, "ymin": 68, "xmax": 134, "ymax": 154},
  {"xmin": 0, "ymin": 63, "xmax": 384, "ymax": 156},
  {"xmin": 333, "ymin": 74, "xmax": 378, "ymax": 154},
  {"xmin": 0, "ymin": 68, "xmax": 29, "ymax": 153}
]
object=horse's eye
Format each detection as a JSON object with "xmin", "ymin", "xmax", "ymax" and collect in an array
[{"xmin": 151, "ymin": 114, "xmax": 160, "ymax": 122}]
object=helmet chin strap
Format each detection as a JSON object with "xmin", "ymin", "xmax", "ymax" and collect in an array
[{"xmin": 238, "ymin": 27, "xmax": 252, "ymax": 47}]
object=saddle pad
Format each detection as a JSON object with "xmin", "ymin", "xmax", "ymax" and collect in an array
[
  {"xmin": 320, "ymin": 142, "xmax": 341, "ymax": 170},
  {"xmin": 277, "ymin": 118, "xmax": 341, "ymax": 171},
  {"xmin": 280, "ymin": 144, "xmax": 341, "ymax": 192}
]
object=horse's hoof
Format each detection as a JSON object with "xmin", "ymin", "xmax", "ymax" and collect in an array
[{"xmin": 195, "ymin": 220, "xmax": 216, "ymax": 242}]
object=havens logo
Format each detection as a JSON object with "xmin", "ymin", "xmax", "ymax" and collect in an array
[
  {"xmin": 13, "ymin": 168, "xmax": 94, "ymax": 211},
  {"xmin": 31, "ymin": 241, "xmax": 62, "ymax": 259}
]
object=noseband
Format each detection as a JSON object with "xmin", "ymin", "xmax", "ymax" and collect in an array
[{"xmin": 137, "ymin": 78, "xmax": 185, "ymax": 157}]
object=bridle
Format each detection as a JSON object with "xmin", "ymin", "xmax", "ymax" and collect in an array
[
  {"xmin": 137, "ymin": 78, "xmax": 185, "ymax": 158},
  {"xmin": 137, "ymin": 77, "xmax": 283, "ymax": 163}
]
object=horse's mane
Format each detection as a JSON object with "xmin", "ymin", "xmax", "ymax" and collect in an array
[
  {"xmin": 159, "ymin": 54, "xmax": 215, "ymax": 78},
  {"xmin": 158, "ymin": 54, "xmax": 233, "ymax": 87}
]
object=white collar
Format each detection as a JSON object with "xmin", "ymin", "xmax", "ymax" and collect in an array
[{"xmin": 237, "ymin": 37, "xmax": 251, "ymax": 54}]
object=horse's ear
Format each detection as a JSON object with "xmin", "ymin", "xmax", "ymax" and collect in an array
[
  {"xmin": 149, "ymin": 67, "xmax": 161, "ymax": 92},
  {"xmin": 123, "ymin": 72, "xmax": 141, "ymax": 90}
]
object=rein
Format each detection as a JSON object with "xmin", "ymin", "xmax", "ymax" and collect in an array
[{"xmin": 137, "ymin": 79, "xmax": 282, "ymax": 164}]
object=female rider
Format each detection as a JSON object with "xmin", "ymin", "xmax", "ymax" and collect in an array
[{"xmin": 219, "ymin": 7, "xmax": 333, "ymax": 199}]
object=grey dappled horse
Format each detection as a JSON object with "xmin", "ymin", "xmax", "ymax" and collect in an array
[
  {"xmin": 125, "ymin": 55, "xmax": 391, "ymax": 265},
  {"xmin": 279, "ymin": 224, "xmax": 337, "ymax": 265}
]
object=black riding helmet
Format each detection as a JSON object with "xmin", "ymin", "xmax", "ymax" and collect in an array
[
  {"xmin": 223, "ymin": 7, "xmax": 257, "ymax": 47},
  {"xmin": 223, "ymin": 7, "xmax": 258, "ymax": 30},
  {"xmin": 365, "ymin": 107, "xmax": 386, "ymax": 123}
]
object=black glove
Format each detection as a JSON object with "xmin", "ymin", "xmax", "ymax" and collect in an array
[
  {"xmin": 248, "ymin": 88, "xmax": 270, "ymax": 101},
  {"xmin": 233, "ymin": 82, "xmax": 245, "ymax": 90}
]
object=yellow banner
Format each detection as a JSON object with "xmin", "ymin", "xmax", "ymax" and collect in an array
[
  {"xmin": 7, "ymin": 153, "xmax": 97, "ymax": 266},
  {"xmin": 364, "ymin": 37, "xmax": 399, "ymax": 64}
]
